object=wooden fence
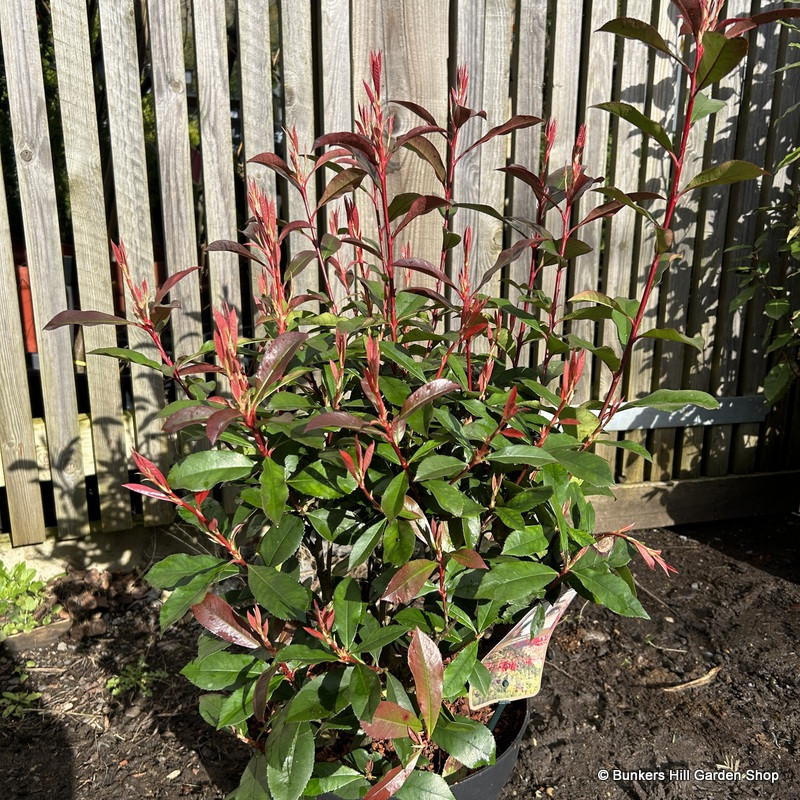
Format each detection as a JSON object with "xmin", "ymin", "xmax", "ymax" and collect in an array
[{"xmin": 0, "ymin": 0, "xmax": 798, "ymax": 547}]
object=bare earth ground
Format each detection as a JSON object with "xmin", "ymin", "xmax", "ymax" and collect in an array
[{"xmin": 1, "ymin": 513, "xmax": 797, "ymax": 800}]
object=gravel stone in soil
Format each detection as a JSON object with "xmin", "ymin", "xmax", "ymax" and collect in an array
[{"xmin": 1, "ymin": 513, "xmax": 797, "ymax": 799}]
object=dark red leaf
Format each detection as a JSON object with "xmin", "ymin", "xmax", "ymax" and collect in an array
[
  {"xmin": 390, "ymin": 100, "xmax": 439, "ymax": 126},
  {"xmin": 394, "ymin": 125, "xmax": 446, "ymax": 150},
  {"xmin": 248, "ymin": 152, "xmax": 298, "ymax": 185},
  {"xmin": 154, "ymin": 266, "xmax": 202, "ymax": 305},
  {"xmin": 206, "ymin": 407, "xmax": 242, "ymax": 446},
  {"xmin": 393, "ymin": 257, "xmax": 456, "ymax": 290},
  {"xmin": 452, "ymin": 103, "xmax": 487, "ymax": 129},
  {"xmin": 394, "ymin": 195, "xmax": 448, "ymax": 237},
  {"xmin": 44, "ymin": 310, "xmax": 131, "ymax": 330},
  {"xmin": 402, "ymin": 135, "xmax": 447, "ymax": 184},
  {"xmin": 313, "ymin": 132, "xmax": 377, "ymax": 164},
  {"xmin": 254, "ymin": 331, "xmax": 309, "ymax": 389},
  {"xmin": 476, "ymin": 237, "xmax": 538, "ymax": 290},
  {"xmin": 340, "ymin": 236, "xmax": 383, "ymax": 259},
  {"xmin": 718, "ymin": 9, "xmax": 800, "ymax": 37},
  {"xmin": 409, "ymin": 627, "xmax": 443, "ymax": 734},
  {"xmin": 277, "ymin": 219, "xmax": 313, "ymax": 247},
  {"xmin": 451, "ymin": 547, "xmax": 489, "ymax": 570},
  {"xmin": 206, "ymin": 240, "xmax": 264, "ymax": 263},
  {"xmin": 316, "ymin": 168, "xmax": 367, "ymax": 211},
  {"xmin": 398, "ymin": 379, "xmax": 460, "ymax": 420},
  {"xmin": 162, "ymin": 405, "xmax": 217, "ymax": 433},
  {"xmin": 191, "ymin": 593, "xmax": 260, "ymax": 649},
  {"xmin": 176, "ymin": 363, "xmax": 224, "ymax": 376},
  {"xmin": 460, "ymin": 114, "xmax": 542, "ymax": 159},
  {"xmin": 382, "ymin": 559, "xmax": 436, "ymax": 604}
]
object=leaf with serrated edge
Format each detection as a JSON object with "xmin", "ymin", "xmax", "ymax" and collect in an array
[
  {"xmin": 409, "ymin": 627, "xmax": 443, "ymax": 734},
  {"xmin": 361, "ymin": 700, "xmax": 422, "ymax": 739},
  {"xmin": 191, "ymin": 593, "xmax": 259, "ymax": 649}
]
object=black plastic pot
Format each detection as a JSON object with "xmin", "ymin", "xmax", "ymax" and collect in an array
[{"xmin": 316, "ymin": 701, "xmax": 530, "ymax": 800}]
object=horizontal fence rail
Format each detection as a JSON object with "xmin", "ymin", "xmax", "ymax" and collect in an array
[{"xmin": 0, "ymin": 0, "xmax": 798, "ymax": 546}]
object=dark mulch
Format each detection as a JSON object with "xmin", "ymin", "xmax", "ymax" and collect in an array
[{"xmin": 1, "ymin": 513, "xmax": 798, "ymax": 799}]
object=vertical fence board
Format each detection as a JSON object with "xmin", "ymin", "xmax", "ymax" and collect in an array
[
  {"xmin": 99, "ymin": 0, "xmax": 170, "ymax": 525},
  {"xmin": 0, "ymin": 0, "xmax": 89, "ymax": 538},
  {"xmin": 681, "ymin": 0, "xmax": 750, "ymax": 479},
  {"xmin": 572, "ymin": 0, "xmax": 615, "ymax": 404},
  {"xmin": 456, "ymin": 0, "xmax": 515, "ymax": 298},
  {"xmin": 320, "ymin": 0, "xmax": 352, "ymax": 307},
  {"xmin": 194, "ymin": 2, "xmax": 241, "ymax": 312},
  {"xmin": 238, "ymin": 0, "xmax": 277, "ymax": 313},
  {"xmin": 714, "ymin": 8, "xmax": 778, "ymax": 475},
  {"xmin": 280, "ymin": 0, "xmax": 317, "ymax": 293},
  {"xmin": 351, "ymin": 0, "xmax": 449, "ymax": 282},
  {"xmin": 600, "ymin": 0, "xmax": 650, "ymax": 481},
  {"xmin": 0, "ymin": 145, "xmax": 45, "ymax": 544},
  {"xmin": 149, "ymin": 0, "xmax": 203, "ymax": 357},
  {"xmin": 509, "ymin": 0, "xmax": 547, "ymax": 367},
  {"xmin": 51, "ymin": 0, "xmax": 131, "ymax": 532}
]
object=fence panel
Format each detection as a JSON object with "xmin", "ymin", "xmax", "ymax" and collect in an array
[
  {"xmin": 0, "ymin": 0, "xmax": 797, "ymax": 547},
  {"xmin": 0, "ymin": 0, "xmax": 89, "ymax": 538}
]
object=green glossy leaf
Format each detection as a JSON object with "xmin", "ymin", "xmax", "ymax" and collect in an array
[
  {"xmin": 595, "ymin": 438, "xmax": 653, "ymax": 462},
  {"xmin": 168, "ymin": 451, "xmax": 255, "ymax": 491},
  {"xmin": 595, "ymin": 102, "xmax": 673, "ymax": 153},
  {"xmin": 696, "ymin": 31, "xmax": 748, "ymax": 90},
  {"xmin": 181, "ymin": 651, "xmax": 263, "ymax": 691},
  {"xmin": 384, "ymin": 520, "xmax": 416, "ymax": 566},
  {"xmin": 598, "ymin": 16, "xmax": 676, "ymax": 59},
  {"xmin": 286, "ymin": 669, "xmax": 352, "ymax": 722},
  {"xmin": 274, "ymin": 645, "xmax": 338, "ymax": 665},
  {"xmin": 415, "ymin": 455, "xmax": 467, "ymax": 481},
  {"xmin": 304, "ymin": 765, "xmax": 369, "ymax": 798},
  {"xmin": 354, "ymin": 624, "xmax": 408, "ymax": 655},
  {"xmin": 474, "ymin": 561, "xmax": 558, "ymax": 602},
  {"xmin": 249, "ymin": 565, "xmax": 311, "ymax": 620},
  {"xmin": 442, "ymin": 640, "xmax": 479, "ymax": 699},
  {"xmin": 623, "ymin": 389, "xmax": 719, "ymax": 412},
  {"xmin": 382, "ymin": 472, "xmax": 409, "ymax": 521},
  {"xmin": 288, "ymin": 461, "xmax": 357, "ymax": 499},
  {"xmin": 145, "ymin": 554, "xmax": 229, "ymax": 590},
  {"xmin": 348, "ymin": 520, "xmax": 385, "ymax": 570},
  {"xmin": 261, "ymin": 456, "xmax": 289, "ymax": 524},
  {"xmin": 431, "ymin": 715, "xmax": 496, "ymax": 768},
  {"xmin": 217, "ymin": 680, "xmax": 257, "ymax": 728},
  {"xmin": 395, "ymin": 770, "xmax": 455, "ymax": 800},
  {"xmin": 571, "ymin": 565, "xmax": 649, "ymax": 619},
  {"xmin": 501, "ymin": 526, "xmax": 548, "ymax": 556},
  {"xmin": 548, "ymin": 448, "xmax": 614, "ymax": 487},
  {"xmin": 266, "ymin": 719, "xmax": 315, "ymax": 800},
  {"xmin": 638, "ymin": 327, "xmax": 702, "ymax": 350},
  {"xmin": 260, "ymin": 514, "xmax": 305, "ymax": 567},
  {"xmin": 333, "ymin": 577, "xmax": 366, "ymax": 648},
  {"xmin": 683, "ymin": 160, "xmax": 766, "ymax": 193},
  {"xmin": 349, "ymin": 663, "xmax": 382, "ymax": 721},
  {"xmin": 690, "ymin": 91, "xmax": 726, "ymax": 123},
  {"xmin": 379, "ymin": 341, "xmax": 427, "ymax": 382},
  {"xmin": 89, "ymin": 346, "xmax": 161, "ymax": 370},
  {"xmin": 486, "ymin": 445, "xmax": 556, "ymax": 467},
  {"xmin": 227, "ymin": 753, "xmax": 270, "ymax": 800}
]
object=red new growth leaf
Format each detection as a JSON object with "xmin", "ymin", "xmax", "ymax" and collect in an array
[
  {"xmin": 122, "ymin": 483, "xmax": 171, "ymax": 502},
  {"xmin": 381, "ymin": 560, "xmax": 437, "ymax": 605},
  {"xmin": 162, "ymin": 405, "xmax": 217, "ymax": 433},
  {"xmin": 409, "ymin": 627, "xmax": 443, "ymax": 734},
  {"xmin": 394, "ymin": 195, "xmax": 448, "ymax": 236},
  {"xmin": 361, "ymin": 701, "xmax": 421, "ymax": 740},
  {"xmin": 206, "ymin": 240, "xmax": 265, "ymax": 263},
  {"xmin": 459, "ymin": 114, "xmax": 542, "ymax": 159},
  {"xmin": 190, "ymin": 593, "xmax": 260, "ymax": 649},
  {"xmin": 363, "ymin": 753, "xmax": 421, "ymax": 800}
]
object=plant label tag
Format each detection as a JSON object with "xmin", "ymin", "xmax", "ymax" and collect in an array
[{"xmin": 469, "ymin": 588, "xmax": 577, "ymax": 709}]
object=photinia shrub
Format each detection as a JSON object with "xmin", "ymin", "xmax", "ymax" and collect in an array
[{"xmin": 47, "ymin": 4, "xmax": 797, "ymax": 798}]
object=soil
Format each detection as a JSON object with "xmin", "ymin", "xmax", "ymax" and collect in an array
[{"xmin": 1, "ymin": 513, "xmax": 798, "ymax": 799}]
